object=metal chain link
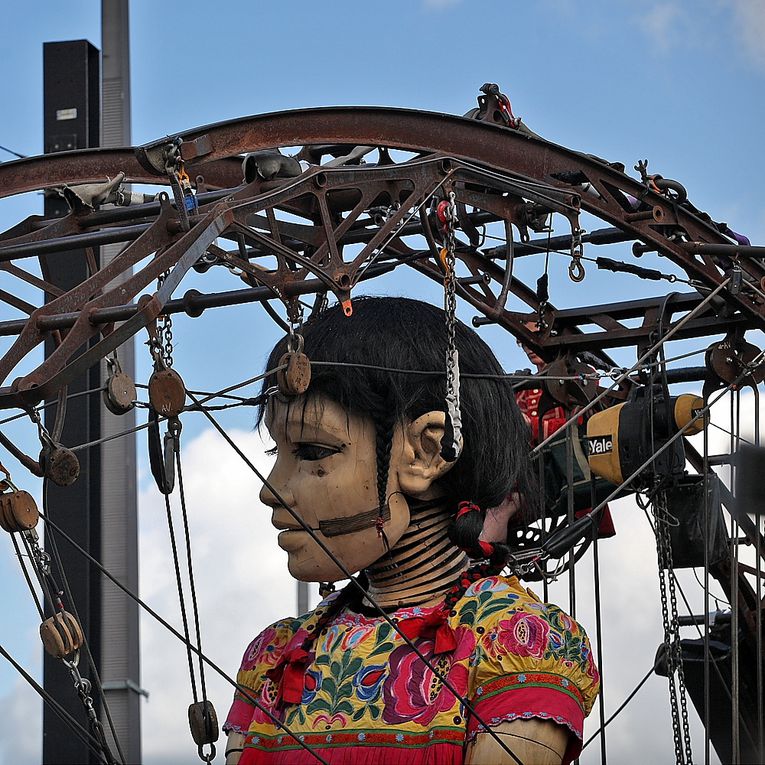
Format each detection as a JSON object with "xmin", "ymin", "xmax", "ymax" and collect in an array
[
  {"xmin": 652, "ymin": 486, "xmax": 694, "ymax": 764},
  {"xmin": 64, "ymin": 654, "xmax": 117, "ymax": 764},
  {"xmin": 156, "ymin": 272, "xmax": 174, "ymax": 368},
  {"xmin": 441, "ymin": 189, "xmax": 462, "ymax": 461}
]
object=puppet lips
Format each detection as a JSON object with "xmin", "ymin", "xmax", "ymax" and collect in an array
[{"xmin": 277, "ymin": 529, "xmax": 308, "ymax": 550}]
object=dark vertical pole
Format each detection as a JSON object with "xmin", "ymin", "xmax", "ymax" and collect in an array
[
  {"xmin": 42, "ymin": 40, "xmax": 102, "ymax": 765},
  {"xmin": 100, "ymin": 2, "xmax": 143, "ymax": 761}
]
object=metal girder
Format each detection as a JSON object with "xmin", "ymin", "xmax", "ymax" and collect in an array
[{"xmin": 0, "ymin": 106, "xmax": 763, "ymax": 412}]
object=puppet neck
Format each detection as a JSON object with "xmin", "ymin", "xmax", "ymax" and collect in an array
[{"xmin": 363, "ymin": 499, "xmax": 467, "ymax": 611}]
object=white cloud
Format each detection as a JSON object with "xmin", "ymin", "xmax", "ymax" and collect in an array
[
  {"xmin": 637, "ymin": 2, "xmax": 686, "ymax": 52},
  {"xmin": 0, "ymin": 679, "xmax": 41, "ymax": 764},
  {"xmin": 137, "ymin": 426, "xmax": 303, "ymax": 764},
  {"xmin": 729, "ymin": 0, "xmax": 765, "ymax": 70}
]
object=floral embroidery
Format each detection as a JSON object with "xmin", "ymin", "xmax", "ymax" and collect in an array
[
  {"xmin": 381, "ymin": 628, "xmax": 475, "ymax": 726},
  {"xmin": 353, "ymin": 664, "xmax": 386, "ymax": 702},
  {"xmin": 225, "ymin": 574, "xmax": 600, "ymax": 760},
  {"xmin": 301, "ymin": 668, "xmax": 323, "ymax": 705},
  {"xmin": 491, "ymin": 613, "xmax": 550, "ymax": 659}
]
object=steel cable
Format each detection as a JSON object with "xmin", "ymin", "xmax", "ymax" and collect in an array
[{"xmin": 187, "ymin": 391, "xmax": 527, "ymax": 765}]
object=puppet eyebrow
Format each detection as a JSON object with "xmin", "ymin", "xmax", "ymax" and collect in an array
[{"xmin": 285, "ymin": 423, "xmax": 348, "ymax": 445}]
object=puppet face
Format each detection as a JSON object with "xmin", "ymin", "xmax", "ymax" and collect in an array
[{"xmin": 260, "ymin": 395, "xmax": 412, "ymax": 582}]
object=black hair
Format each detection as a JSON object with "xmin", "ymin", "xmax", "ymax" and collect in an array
[{"xmin": 260, "ymin": 297, "xmax": 533, "ymax": 556}]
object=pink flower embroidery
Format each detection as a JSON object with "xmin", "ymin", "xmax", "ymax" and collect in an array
[
  {"xmin": 244, "ymin": 626, "xmax": 289, "ymax": 670},
  {"xmin": 491, "ymin": 612, "xmax": 550, "ymax": 660},
  {"xmin": 382, "ymin": 627, "xmax": 475, "ymax": 726},
  {"xmin": 249, "ymin": 678, "xmax": 283, "ymax": 725}
]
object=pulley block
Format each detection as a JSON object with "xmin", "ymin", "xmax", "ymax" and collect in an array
[
  {"xmin": 148, "ymin": 367, "xmax": 186, "ymax": 418},
  {"xmin": 104, "ymin": 370, "xmax": 137, "ymax": 416},
  {"xmin": 40, "ymin": 611, "xmax": 84, "ymax": 659},
  {"xmin": 40, "ymin": 445, "xmax": 80, "ymax": 487},
  {"xmin": 277, "ymin": 334, "xmax": 311, "ymax": 396},
  {"xmin": 0, "ymin": 490, "xmax": 39, "ymax": 533},
  {"xmin": 188, "ymin": 700, "xmax": 219, "ymax": 746}
]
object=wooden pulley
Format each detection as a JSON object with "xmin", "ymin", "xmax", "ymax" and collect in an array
[
  {"xmin": 148, "ymin": 367, "xmax": 186, "ymax": 417},
  {"xmin": 40, "ymin": 445, "xmax": 80, "ymax": 487},
  {"xmin": 104, "ymin": 371, "xmax": 137, "ymax": 415},
  {"xmin": 188, "ymin": 700, "xmax": 219, "ymax": 746},
  {"xmin": 40, "ymin": 611, "xmax": 84, "ymax": 659},
  {"xmin": 0, "ymin": 490, "xmax": 39, "ymax": 533},
  {"xmin": 276, "ymin": 333, "xmax": 311, "ymax": 396}
]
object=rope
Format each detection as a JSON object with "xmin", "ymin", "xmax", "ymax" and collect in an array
[
  {"xmin": 163, "ymin": 474, "xmax": 199, "ymax": 703},
  {"xmin": 174, "ymin": 430, "xmax": 212, "ymax": 723}
]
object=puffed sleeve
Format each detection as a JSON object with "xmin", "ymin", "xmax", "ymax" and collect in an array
[
  {"xmin": 463, "ymin": 577, "xmax": 600, "ymax": 765},
  {"xmin": 223, "ymin": 618, "xmax": 299, "ymax": 735}
]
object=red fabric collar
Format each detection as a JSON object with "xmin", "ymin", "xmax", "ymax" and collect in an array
[{"xmin": 397, "ymin": 607, "xmax": 458, "ymax": 655}]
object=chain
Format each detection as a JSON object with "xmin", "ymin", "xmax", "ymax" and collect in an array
[
  {"xmin": 156, "ymin": 272, "xmax": 174, "ymax": 368},
  {"xmin": 440, "ymin": 189, "xmax": 462, "ymax": 462},
  {"xmin": 652, "ymin": 486, "xmax": 694, "ymax": 764}
]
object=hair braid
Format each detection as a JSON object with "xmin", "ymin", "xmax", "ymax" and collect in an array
[
  {"xmin": 448, "ymin": 501, "xmax": 513, "ymax": 569},
  {"xmin": 374, "ymin": 414, "xmax": 395, "ymax": 521},
  {"xmin": 298, "ymin": 577, "xmax": 361, "ymax": 657}
]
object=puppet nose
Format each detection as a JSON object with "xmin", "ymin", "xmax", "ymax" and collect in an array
[{"xmin": 258, "ymin": 466, "xmax": 295, "ymax": 510}]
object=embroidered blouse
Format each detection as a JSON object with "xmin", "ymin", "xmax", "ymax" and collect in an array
[{"xmin": 224, "ymin": 575, "xmax": 600, "ymax": 765}]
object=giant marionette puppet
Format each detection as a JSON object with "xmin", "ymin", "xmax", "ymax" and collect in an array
[{"xmin": 223, "ymin": 297, "xmax": 600, "ymax": 765}]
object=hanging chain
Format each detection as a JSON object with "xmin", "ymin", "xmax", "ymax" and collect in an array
[
  {"xmin": 652, "ymin": 485, "xmax": 694, "ymax": 764},
  {"xmin": 155, "ymin": 272, "xmax": 174, "ymax": 368},
  {"xmin": 439, "ymin": 189, "xmax": 462, "ymax": 462}
]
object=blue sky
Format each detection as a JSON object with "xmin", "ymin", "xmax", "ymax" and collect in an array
[{"xmin": 1, "ymin": 1, "xmax": 764, "ymax": 763}]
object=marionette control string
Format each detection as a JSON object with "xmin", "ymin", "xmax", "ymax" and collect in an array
[
  {"xmin": 0, "ymin": 643, "xmax": 114, "ymax": 762},
  {"xmin": 33, "ymin": 508, "xmax": 331, "ymax": 764}
]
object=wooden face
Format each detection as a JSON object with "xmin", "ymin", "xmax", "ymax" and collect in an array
[{"xmin": 260, "ymin": 395, "xmax": 410, "ymax": 582}]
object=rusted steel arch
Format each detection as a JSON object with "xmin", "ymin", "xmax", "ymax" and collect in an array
[{"xmin": 2, "ymin": 106, "xmax": 763, "ymax": 322}]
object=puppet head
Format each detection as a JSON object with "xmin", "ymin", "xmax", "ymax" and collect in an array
[{"xmin": 258, "ymin": 296, "xmax": 531, "ymax": 582}]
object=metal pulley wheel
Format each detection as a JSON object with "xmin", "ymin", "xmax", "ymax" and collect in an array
[
  {"xmin": 0, "ymin": 490, "xmax": 39, "ymax": 533},
  {"xmin": 148, "ymin": 367, "xmax": 187, "ymax": 417},
  {"xmin": 544, "ymin": 357, "xmax": 599, "ymax": 407},
  {"xmin": 706, "ymin": 337, "xmax": 765, "ymax": 388},
  {"xmin": 39, "ymin": 444, "xmax": 80, "ymax": 487}
]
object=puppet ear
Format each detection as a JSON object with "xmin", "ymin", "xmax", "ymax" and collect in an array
[{"xmin": 394, "ymin": 411, "xmax": 460, "ymax": 498}]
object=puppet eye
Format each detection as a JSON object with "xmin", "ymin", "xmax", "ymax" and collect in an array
[
  {"xmin": 293, "ymin": 443, "xmax": 340, "ymax": 461},
  {"xmin": 264, "ymin": 446, "xmax": 278, "ymax": 456}
]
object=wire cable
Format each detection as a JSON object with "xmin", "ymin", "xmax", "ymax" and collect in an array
[
  {"xmin": 0, "ymin": 642, "xmax": 113, "ymax": 763},
  {"xmin": 186, "ymin": 391, "xmax": 527, "ymax": 765},
  {"xmin": 35, "ymin": 508, "xmax": 330, "ymax": 765}
]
